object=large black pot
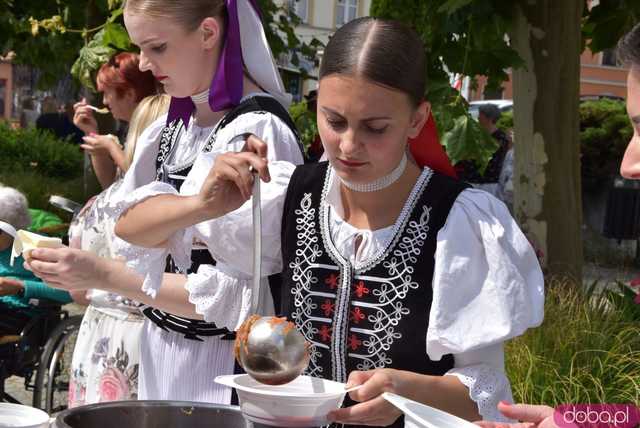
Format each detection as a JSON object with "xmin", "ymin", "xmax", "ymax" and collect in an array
[{"xmin": 54, "ymin": 401, "xmax": 267, "ymax": 428}]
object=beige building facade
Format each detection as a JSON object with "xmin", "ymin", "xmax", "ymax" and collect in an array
[{"xmin": 469, "ymin": 48, "xmax": 629, "ymax": 102}]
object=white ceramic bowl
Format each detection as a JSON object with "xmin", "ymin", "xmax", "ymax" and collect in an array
[
  {"xmin": 215, "ymin": 374, "xmax": 349, "ymax": 427},
  {"xmin": 382, "ymin": 392, "xmax": 478, "ymax": 428},
  {"xmin": 0, "ymin": 403, "xmax": 51, "ymax": 428}
]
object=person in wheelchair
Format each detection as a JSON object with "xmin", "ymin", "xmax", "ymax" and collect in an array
[{"xmin": 0, "ymin": 186, "xmax": 72, "ymax": 338}]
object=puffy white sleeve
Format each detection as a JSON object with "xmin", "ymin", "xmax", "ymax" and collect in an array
[
  {"xmin": 108, "ymin": 181, "xmax": 193, "ymax": 299},
  {"xmin": 427, "ymin": 188, "xmax": 544, "ymax": 361},
  {"xmin": 186, "ymin": 160, "xmax": 295, "ymax": 277}
]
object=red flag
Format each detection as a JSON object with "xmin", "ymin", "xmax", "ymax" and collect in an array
[{"xmin": 409, "ymin": 111, "xmax": 457, "ymax": 178}]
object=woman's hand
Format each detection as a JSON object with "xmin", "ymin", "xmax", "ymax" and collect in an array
[
  {"xmin": 81, "ymin": 134, "xmax": 120, "ymax": 156},
  {"xmin": 0, "ymin": 278, "xmax": 24, "ymax": 296},
  {"xmin": 24, "ymin": 247, "xmax": 108, "ymax": 291},
  {"xmin": 475, "ymin": 402, "xmax": 559, "ymax": 428},
  {"xmin": 73, "ymin": 98, "xmax": 99, "ymax": 135},
  {"xmin": 197, "ymin": 134, "xmax": 271, "ymax": 219},
  {"xmin": 327, "ymin": 369, "xmax": 405, "ymax": 426}
]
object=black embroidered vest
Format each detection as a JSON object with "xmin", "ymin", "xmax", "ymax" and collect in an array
[{"xmin": 280, "ymin": 162, "xmax": 468, "ymax": 428}]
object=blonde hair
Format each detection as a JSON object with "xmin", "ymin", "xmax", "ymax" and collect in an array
[
  {"xmin": 123, "ymin": 94, "xmax": 171, "ymax": 171},
  {"xmin": 124, "ymin": 0, "xmax": 226, "ymax": 32}
]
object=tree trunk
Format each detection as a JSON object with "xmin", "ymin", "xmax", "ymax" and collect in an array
[{"xmin": 509, "ymin": 0, "xmax": 584, "ymax": 282}]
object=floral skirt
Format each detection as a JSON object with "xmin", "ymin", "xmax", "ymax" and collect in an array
[{"xmin": 68, "ymin": 304, "xmax": 144, "ymax": 408}]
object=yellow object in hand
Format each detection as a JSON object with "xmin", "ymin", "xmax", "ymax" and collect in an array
[{"xmin": 10, "ymin": 230, "xmax": 63, "ymax": 266}]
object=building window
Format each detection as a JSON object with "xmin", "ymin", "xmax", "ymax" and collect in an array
[
  {"xmin": 336, "ymin": 0, "xmax": 358, "ymax": 27},
  {"xmin": 601, "ymin": 48, "xmax": 618, "ymax": 67},
  {"xmin": 288, "ymin": 0, "xmax": 309, "ymax": 23}
]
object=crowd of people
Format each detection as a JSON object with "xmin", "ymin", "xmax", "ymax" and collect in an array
[{"xmin": 2, "ymin": 0, "xmax": 640, "ymax": 426}]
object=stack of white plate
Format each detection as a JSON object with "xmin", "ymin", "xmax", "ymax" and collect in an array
[{"xmin": 0, "ymin": 403, "xmax": 51, "ymax": 428}]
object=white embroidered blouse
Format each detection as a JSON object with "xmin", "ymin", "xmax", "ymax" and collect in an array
[{"xmin": 108, "ymin": 100, "xmax": 304, "ymax": 322}]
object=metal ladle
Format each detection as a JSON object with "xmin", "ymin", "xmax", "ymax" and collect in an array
[{"xmin": 236, "ymin": 168, "xmax": 309, "ymax": 385}]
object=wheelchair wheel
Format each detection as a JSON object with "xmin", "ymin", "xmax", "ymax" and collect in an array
[{"xmin": 32, "ymin": 315, "xmax": 82, "ymax": 413}]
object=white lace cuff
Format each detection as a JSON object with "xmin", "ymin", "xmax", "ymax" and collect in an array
[
  {"xmin": 445, "ymin": 364, "xmax": 514, "ymax": 422},
  {"xmin": 185, "ymin": 264, "xmax": 256, "ymax": 330}
]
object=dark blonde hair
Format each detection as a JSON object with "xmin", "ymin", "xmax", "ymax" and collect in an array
[
  {"xmin": 319, "ymin": 17, "xmax": 427, "ymax": 107},
  {"xmin": 124, "ymin": 0, "xmax": 226, "ymax": 32},
  {"xmin": 123, "ymin": 94, "xmax": 171, "ymax": 171}
]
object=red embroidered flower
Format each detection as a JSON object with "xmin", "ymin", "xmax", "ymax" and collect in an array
[
  {"xmin": 325, "ymin": 273, "xmax": 339, "ymax": 290},
  {"xmin": 350, "ymin": 307, "xmax": 365, "ymax": 324},
  {"xmin": 319, "ymin": 325, "xmax": 332, "ymax": 342},
  {"xmin": 321, "ymin": 299, "xmax": 335, "ymax": 317},
  {"xmin": 353, "ymin": 281, "xmax": 370, "ymax": 298},
  {"xmin": 348, "ymin": 333, "xmax": 362, "ymax": 351},
  {"xmin": 630, "ymin": 277, "xmax": 640, "ymax": 288}
]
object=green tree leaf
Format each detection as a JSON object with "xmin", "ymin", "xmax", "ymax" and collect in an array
[
  {"xmin": 441, "ymin": 115, "xmax": 498, "ymax": 173},
  {"xmin": 102, "ymin": 21, "xmax": 130, "ymax": 50},
  {"xmin": 70, "ymin": 29, "xmax": 116, "ymax": 90}
]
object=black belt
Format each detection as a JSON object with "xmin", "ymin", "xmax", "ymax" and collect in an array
[
  {"xmin": 142, "ymin": 248, "xmax": 235, "ymax": 341},
  {"xmin": 142, "ymin": 307, "xmax": 236, "ymax": 342}
]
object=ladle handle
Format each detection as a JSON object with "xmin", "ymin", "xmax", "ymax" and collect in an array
[{"xmin": 250, "ymin": 170, "xmax": 262, "ymax": 316}]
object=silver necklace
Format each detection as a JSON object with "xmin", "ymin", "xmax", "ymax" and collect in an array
[
  {"xmin": 339, "ymin": 153, "xmax": 407, "ymax": 193},
  {"xmin": 190, "ymin": 89, "xmax": 209, "ymax": 105}
]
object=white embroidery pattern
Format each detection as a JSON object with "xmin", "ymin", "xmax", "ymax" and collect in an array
[
  {"xmin": 156, "ymin": 119, "xmax": 184, "ymax": 179},
  {"xmin": 350, "ymin": 204, "xmax": 431, "ymax": 370},
  {"xmin": 319, "ymin": 167, "xmax": 434, "ymax": 373},
  {"xmin": 289, "ymin": 192, "xmax": 325, "ymax": 377}
]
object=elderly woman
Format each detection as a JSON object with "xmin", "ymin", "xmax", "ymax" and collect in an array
[{"xmin": 0, "ymin": 186, "xmax": 71, "ymax": 336}]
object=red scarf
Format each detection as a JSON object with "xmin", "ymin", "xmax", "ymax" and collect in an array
[{"xmin": 408, "ymin": 112, "xmax": 457, "ymax": 178}]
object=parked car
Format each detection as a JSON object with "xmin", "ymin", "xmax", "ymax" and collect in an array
[
  {"xmin": 580, "ymin": 94, "xmax": 625, "ymax": 102},
  {"xmin": 468, "ymin": 99, "xmax": 513, "ymax": 119}
]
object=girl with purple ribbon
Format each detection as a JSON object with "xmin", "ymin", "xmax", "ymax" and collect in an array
[{"xmin": 26, "ymin": 0, "xmax": 304, "ymax": 404}]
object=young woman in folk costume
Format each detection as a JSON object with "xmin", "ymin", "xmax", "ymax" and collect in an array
[
  {"xmin": 114, "ymin": 17, "xmax": 544, "ymax": 427},
  {"xmin": 27, "ymin": 0, "xmax": 303, "ymax": 404},
  {"xmin": 66, "ymin": 94, "xmax": 170, "ymax": 408}
]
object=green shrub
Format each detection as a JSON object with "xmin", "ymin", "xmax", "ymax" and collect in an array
[
  {"xmin": 0, "ymin": 123, "xmax": 84, "ymax": 180},
  {"xmin": 497, "ymin": 100, "xmax": 633, "ymax": 192},
  {"xmin": 0, "ymin": 169, "xmax": 94, "ymax": 212},
  {"xmin": 506, "ymin": 279, "xmax": 640, "ymax": 406},
  {"xmin": 580, "ymin": 99, "xmax": 633, "ymax": 191},
  {"xmin": 497, "ymin": 111, "xmax": 513, "ymax": 131}
]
